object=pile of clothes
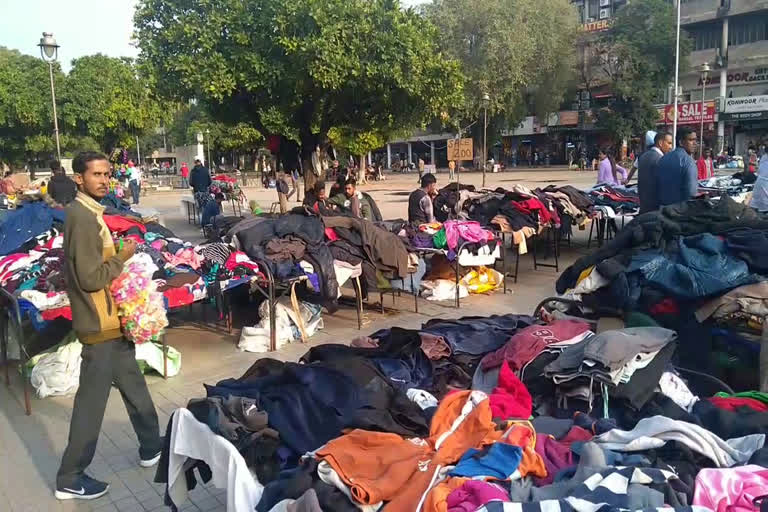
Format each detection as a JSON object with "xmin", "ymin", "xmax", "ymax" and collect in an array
[
  {"xmin": 0, "ymin": 198, "xmax": 265, "ymax": 386},
  {"xmin": 211, "ymin": 174, "xmax": 244, "ymax": 202},
  {"xmin": 157, "ymin": 312, "xmax": 768, "ymax": 512},
  {"xmin": 556, "ymin": 195, "xmax": 768, "ymax": 388},
  {"xmin": 588, "ymin": 185, "xmax": 640, "ymax": 219},
  {"xmin": 229, "ymin": 211, "xmax": 414, "ymax": 305},
  {"xmin": 431, "ymin": 183, "xmax": 596, "ymax": 254}
]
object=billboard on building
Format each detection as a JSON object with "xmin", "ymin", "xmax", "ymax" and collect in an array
[{"xmin": 724, "ymin": 95, "xmax": 768, "ymax": 113}]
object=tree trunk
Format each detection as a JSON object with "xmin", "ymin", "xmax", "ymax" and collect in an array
[
  {"xmin": 299, "ymin": 132, "xmax": 328, "ymax": 196},
  {"xmin": 359, "ymin": 153, "xmax": 367, "ymax": 184}
]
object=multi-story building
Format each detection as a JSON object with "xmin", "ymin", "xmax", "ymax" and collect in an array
[{"xmin": 681, "ymin": 0, "xmax": 768, "ymax": 155}]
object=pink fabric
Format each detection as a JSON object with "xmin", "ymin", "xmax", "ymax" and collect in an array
[
  {"xmin": 534, "ymin": 426, "xmax": 593, "ymax": 485},
  {"xmin": 163, "ymin": 248, "xmax": 203, "ymax": 270},
  {"xmin": 224, "ymin": 251, "xmax": 260, "ymax": 272},
  {"xmin": 489, "ymin": 362, "xmax": 532, "ymax": 420},
  {"xmin": 0, "ymin": 253, "xmax": 31, "ymax": 283},
  {"xmin": 481, "ymin": 320, "xmax": 591, "ymax": 371},
  {"xmin": 443, "ymin": 220, "xmax": 493, "ymax": 250},
  {"xmin": 325, "ymin": 228, "xmax": 339, "ymax": 242},
  {"xmin": 446, "ymin": 481, "xmax": 510, "ymax": 512},
  {"xmin": 693, "ymin": 466, "xmax": 768, "ymax": 512},
  {"xmin": 150, "ymin": 239, "xmax": 167, "ymax": 251}
]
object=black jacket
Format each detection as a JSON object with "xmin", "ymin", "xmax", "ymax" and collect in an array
[{"xmin": 189, "ymin": 165, "xmax": 211, "ymax": 193}]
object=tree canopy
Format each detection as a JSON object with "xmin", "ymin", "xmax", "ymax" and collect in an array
[
  {"xmin": 134, "ymin": 0, "xmax": 461, "ymax": 184},
  {"xmin": 0, "ymin": 49, "xmax": 166, "ymax": 167},
  {"xmin": 63, "ymin": 54, "xmax": 167, "ymax": 153},
  {"xmin": 587, "ymin": 0, "xmax": 692, "ymax": 144},
  {"xmin": 424, "ymin": 0, "xmax": 579, "ymax": 145},
  {"xmin": 0, "ymin": 47, "xmax": 64, "ymax": 166}
]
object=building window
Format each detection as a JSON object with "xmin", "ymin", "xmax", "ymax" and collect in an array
[
  {"xmin": 729, "ymin": 15, "xmax": 768, "ymax": 46},
  {"xmin": 686, "ymin": 23, "xmax": 722, "ymax": 51},
  {"xmin": 587, "ymin": 0, "xmax": 599, "ymax": 21}
]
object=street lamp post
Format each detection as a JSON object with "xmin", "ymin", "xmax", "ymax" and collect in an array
[
  {"xmin": 205, "ymin": 128, "xmax": 211, "ymax": 168},
  {"xmin": 672, "ymin": 0, "xmax": 681, "ymax": 147},
  {"xmin": 482, "ymin": 92, "xmax": 490, "ymax": 188},
  {"xmin": 38, "ymin": 32, "xmax": 61, "ymax": 163},
  {"xmin": 699, "ymin": 62, "xmax": 711, "ymax": 159}
]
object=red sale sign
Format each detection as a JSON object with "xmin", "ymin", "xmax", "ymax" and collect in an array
[{"xmin": 658, "ymin": 101, "xmax": 716, "ymax": 125}]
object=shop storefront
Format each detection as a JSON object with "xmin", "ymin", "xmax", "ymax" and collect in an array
[
  {"xmin": 500, "ymin": 111, "xmax": 580, "ymax": 166},
  {"xmin": 721, "ymin": 95, "xmax": 768, "ymax": 156}
]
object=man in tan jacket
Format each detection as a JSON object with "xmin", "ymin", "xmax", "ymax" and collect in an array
[{"xmin": 55, "ymin": 152, "xmax": 162, "ymax": 501}]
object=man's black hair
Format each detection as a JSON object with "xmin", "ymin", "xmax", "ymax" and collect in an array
[
  {"xmin": 50, "ymin": 160, "xmax": 61, "ymax": 171},
  {"xmin": 313, "ymin": 181, "xmax": 326, "ymax": 194},
  {"xmin": 420, "ymin": 173, "xmax": 436, "ymax": 188},
  {"xmin": 214, "ymin": 192, "xmax": 225, "ymax": 201},
  {"xmin": 345, "ymin": 178, "xmax": 356, "ymax": 187},
  {"xmin": 654, "ymin": 132, "xmax": 672, "ymax": 146},
  {"xmin": 72, "ymin": 151, "xmax": 108, "ymax": 174},
  {"xmin": 676, "ymin": 126, "xmax": 696, "ymax": 146}
]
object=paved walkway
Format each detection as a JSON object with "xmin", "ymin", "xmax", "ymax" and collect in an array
[{"xmin": 0, "ymin": 169, "xmax": 598, "ymax": 511}]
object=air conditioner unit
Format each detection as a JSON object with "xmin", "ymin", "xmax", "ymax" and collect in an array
[
  {"xmin": 586, "ymin": 17, "xmax": 595, "ymax": 22},
  {"xmin": 599, "ymin": 8, "xmax": 610, "ymax": 19},
  {"xmin": 600, "ymin": 0, "xmax": 611, "ymax": 7}
]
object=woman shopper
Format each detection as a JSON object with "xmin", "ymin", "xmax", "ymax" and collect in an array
[{"xmin": 596, "ymin": 148, "xmax": 627, "ymax": 187}]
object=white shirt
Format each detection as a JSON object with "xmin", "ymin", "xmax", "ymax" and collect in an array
[
  {"xmin": 166, "ymin": 408, "xmax": 263, "ymax": 511},
  {"xmin": 129, "ymin": 167, "xmax": 142, "ymax": 182}
]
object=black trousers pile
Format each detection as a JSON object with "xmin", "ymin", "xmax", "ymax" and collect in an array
[{"xmin": 56, "ymin": 338, "xmax": 162, "ymax": 488}]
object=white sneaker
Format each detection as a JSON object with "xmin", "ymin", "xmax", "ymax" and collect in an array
[{"xmin": 139, "ymin": 452, "xmax": 162, "ymax": 468}]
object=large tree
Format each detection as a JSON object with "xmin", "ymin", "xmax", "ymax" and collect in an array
[
  {"xmin": 62, "ymin": 54, "xmax": 167, "ymax": 154},
  {"xmin": 0, "ymin": 47, "xmax": 66, "ymax": 168},
  {"xmin": 134, "ymin": 0, "xmax": 460, "ymax": 189},
  {"xmin": 424, "ymin": 0, "xmax": 579, "ymax": 170},
  {"xmin": 585, "ymin": 0, "xmax": 692, "ymax": 145}
]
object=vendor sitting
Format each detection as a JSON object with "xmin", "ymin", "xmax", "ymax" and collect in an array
[
  {"xmin": 408, "ymin": 173, "xmax": 437, "ymax": 225},
  {"xmin": 329, "ymin": 178, "xmax": 374, "ymax": 220},
  {"xmin": 202, "ymin": 192, "xmax": 225, "ymax": 228},
  {"xmin": 304, "ymin": 181, "xmax": 333, "ymax": 214}
]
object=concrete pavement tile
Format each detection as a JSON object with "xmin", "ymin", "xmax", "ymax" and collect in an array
[
  {"xmin": 138, "ymin": 493, "xmax": 163, "ymax": 511},
  {"xmin": 105, "ymin": 455, "xmax": 135, "ymax": 473},
  {"xmin": 112, "ymin": 495, "xmax": 142, "ymax": 512},
  {"xmin": 105, "ymin": 482, "xmax": 133, "ymax": 503},
  {"xmin": 92, "ymin": 503, "xmax": 120, "ymax": 512},
  {"xmin": 193, "ymin": 496, "xmax": 225, "ymax": 512}
]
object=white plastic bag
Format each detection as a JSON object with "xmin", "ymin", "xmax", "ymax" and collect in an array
[{"xmin": 30, "ymin": 341, "xmax": 82, "ymax": 398}]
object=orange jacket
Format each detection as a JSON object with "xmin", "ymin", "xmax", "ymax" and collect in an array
[{"xmin": 316, "ymin": 390, "xmax": 501, "ymax": 511}]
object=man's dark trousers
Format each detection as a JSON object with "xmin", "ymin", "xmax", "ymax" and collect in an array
[{"xmin": 56, "ymin": 338, "xmax": 162, "ymax": 488}]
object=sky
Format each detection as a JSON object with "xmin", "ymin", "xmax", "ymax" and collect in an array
[
  {"xmin": 0, "ymin": 0, "xmax": 427, "ymax": 71},
  {"xmin": 0, "ymin": 0, "xmax": 139, "ymax": 70}
]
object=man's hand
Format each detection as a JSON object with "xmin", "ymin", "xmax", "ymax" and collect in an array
[{"xmin": 118, "ymin": 239, "xmax": 137, "ymax": 260}]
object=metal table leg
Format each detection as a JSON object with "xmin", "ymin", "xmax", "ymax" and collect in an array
[
  {"xmin": 162, "ymin": 334, "xmax": 168, "ymax": 380},
  {"xmin": 353, "ymin": 277, "xmax": 363, "ymax": 330}
]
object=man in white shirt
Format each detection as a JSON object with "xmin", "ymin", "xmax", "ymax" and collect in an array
[{"xmin": 128, "ymin": 164, "xmax": 143, "ymax": 205}]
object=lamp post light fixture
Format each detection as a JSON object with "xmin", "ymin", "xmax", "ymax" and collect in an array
[
  {"xmin": 481, "ymin": 92, "xmax": 490, "ymax": 188},
  {"xmin": 699, "ymin": 62, "xmax": 711, "ymax": 159},
  {"xmin": 205, "ymin": 128, "xmax": 211, "ymax": 168},
  {"xmin": 38, "ymin": 32, "xmax": 61, "ymax": 163}
]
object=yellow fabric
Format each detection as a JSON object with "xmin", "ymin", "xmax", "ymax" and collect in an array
[
  {"xmin": 576, "ymin": 266, "xmax": 595, "ymax": 286},
  {"xmin": 461, "ymin": 267, "xmax": 503, "ymax": 294}
]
